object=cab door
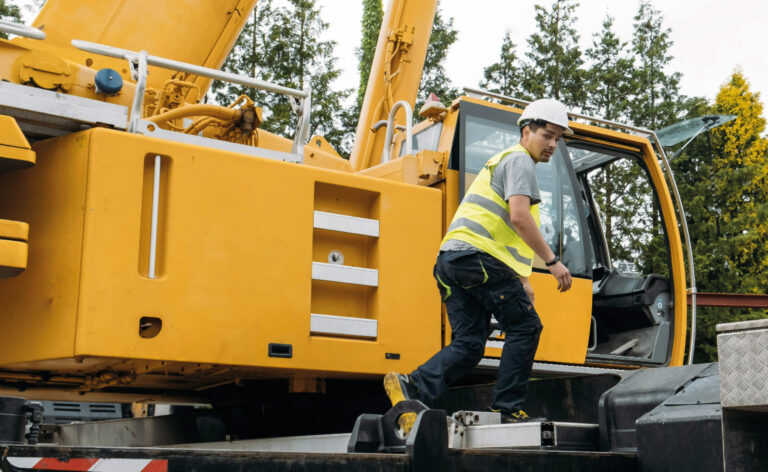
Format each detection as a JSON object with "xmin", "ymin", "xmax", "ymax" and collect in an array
[
  {"xmin": 451, "ymin": 99, "xmax": 594, "ymax": 365},
  {"xmin": 567, "ymin": 137, "xmax": 680, "ymax": 366}
]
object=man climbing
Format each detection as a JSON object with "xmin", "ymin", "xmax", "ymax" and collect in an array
[{"xmin": 384, "ymin": 98, "xmax": 573, "ymax": 430}]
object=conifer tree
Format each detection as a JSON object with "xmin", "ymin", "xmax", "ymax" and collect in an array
[
  {"xmin": 479, "ymin": 32, "xmax": 522, "ymax": 98},
  {"xmin": 337, "ymin": 0, "xmax": 384, "ymax": 157},
  {"xmin": 212, "ymin": 0, "xmax": 350, "ymax": 152},
  {"xmin": 688, "ymin": 71, "xmax": 768, "ymax": 361},
  {"xmin": 628, "ymin": 0, "xmax": 681, "ymax": 129},
  {"xmin": 212, "ymin": 0, "xmax": 274, "ymax": 107},
  {"xmin": 520, "ymin": 0, "xmax": 585, "ymax": 107},
  {"xmin": 710, "ymin": 71, "xmax": 768, "ymax": 292},
  {"xmin": 416, "ymin": 7, "xmax": 458, "ymax": 111},
  {"xmin": 581, "ymin": 16, "xmax": 643, "ymax": 271},
  {"xmin": 356, "ymin": 0, "xmax": 383, "ymax": 111},
  {"xmin": 584, "ymin": 16, "xmax": 633, "ymax": 122}
]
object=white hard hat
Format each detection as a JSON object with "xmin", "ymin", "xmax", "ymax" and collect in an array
[{"xmin": 517, "ymin": 98, "xmax": 573, "ymax": 134}]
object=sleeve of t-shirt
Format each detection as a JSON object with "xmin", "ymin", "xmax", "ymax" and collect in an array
[{"xmin": 502, "ymin": 155, "xmax": 541, "ymax": 204}]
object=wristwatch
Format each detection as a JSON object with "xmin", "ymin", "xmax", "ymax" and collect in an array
[{"xmin": 545, "ymin": 255, "xmax": 560, "ymax": 266}]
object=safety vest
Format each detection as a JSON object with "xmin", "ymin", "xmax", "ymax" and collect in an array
[{"xmin": 442, "ymin": 144, "xmax": 540, "ymax": 277}]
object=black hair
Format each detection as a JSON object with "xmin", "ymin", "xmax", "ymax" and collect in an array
[{"xmin": 519, "ymin": 119, "xmax": 548, "ymax": 134}]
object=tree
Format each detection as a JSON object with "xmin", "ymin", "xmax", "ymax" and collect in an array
[
  {"xmin": 0, "ymin": 0, "xmax": 22, "ymax": 40},
  {"xmin": 416, "ymin": 6, "xmax": 458, "ymax": 111},
  {"xmin": 479, "ymin": 32, "xmax": 522, "ymax": 98},
  {"xmin": 676, "ymin": 71, "xmax": 768, "ymax": 362},
  {"xmin": 619, "ymin": 1, "xmax": 690, "ymax": 277},
  {"xmin": 583, "ymin": 16, "xmax": 633, "ymax": 122},
  {"xmin": 710, "ymin": 71, "xmax": 768, "ymax": 291},
  {"xmin": 212, "ymin": 0, "xmax": 273, "ymax": 107},
  {"xmin": 520, "ymin": 0, "xmax": 585, "ymax": 107},
  {"xmin": 212, "ymin": 0, "xmax": 351, "ymax": 152},
  {"xmin": 578, "ymin": 17, "xmax": 643, "ymax": 274},
  {"xmin": 356, "ymin": 0, "xmax": 383, "ymax": 112},
  {"xmin": 628, "ymin": 0, "xmax": 682, "ymax": 130}
]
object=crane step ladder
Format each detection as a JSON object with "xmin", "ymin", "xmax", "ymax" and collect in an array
[{"xmin": 347, "ymin": 402, "xmax": 599, "ymax": 455}]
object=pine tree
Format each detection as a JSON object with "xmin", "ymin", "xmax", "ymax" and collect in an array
[
  {"xmin": 584, "ymin": 16, "xmax": 633, "ymax": 122},
  {"xmin": 520, "ymin": 0, "xmax": 585, "ymax": 107},
  {"xmin": 416, "ymin": 7, "xmax": 458, "ymax": 111},
  {"xmin": 479, "ymin": 32, "xmax": 522, "ymax": 98},
  {"xmin": 0, "ymin": 0, "xmax": 22, "ymax": 40},
  {"xmin": 211, "ymin": 0, "xmax": 274, "ymax": 108},
  {"xmin": 581, "ymin": 15, "xmax": 647, "ymax": 274},
  {"xmin": 356, "ymin": 0, "xmax": 383, "ymax": 111},
  {"xmin": 711, "ymin": 71, "xmax": 768, "ymax": 292},
  {"xmin": 211, "ymin": 0, "xmax": 350, "ymax": 152},
  {"xmin": 677, "ymin": 72, "xmax": 768, "ymax": 362},
  {"xmin": 620, "ymin": 1, "xmax": 689, "ymax": 277},
  {"xmin": 628, "ymin": 0, "xmax": 682, "ymax": 129}
]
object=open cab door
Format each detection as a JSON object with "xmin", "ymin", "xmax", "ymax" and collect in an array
[{"xmin": 434, "ymin": 96, "xmax": 688, "ymax": 369}]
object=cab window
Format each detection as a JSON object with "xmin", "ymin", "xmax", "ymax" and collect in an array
[{"xmin": 456, "ymin": 101, "xmax": 591, "ymax": 277}]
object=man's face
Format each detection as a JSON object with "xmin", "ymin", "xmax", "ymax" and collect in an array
[{"xmin": 523, "ymin": 123, "xmax": 565, "ymax": 163}]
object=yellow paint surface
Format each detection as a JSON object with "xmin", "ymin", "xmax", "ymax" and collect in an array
[{"xmin": 0, "ymin": 128, "xmax": 443, "ymax": 379}]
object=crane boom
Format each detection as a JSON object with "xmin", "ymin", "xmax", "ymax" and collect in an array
[
  {"xmin": 24, "ymin": 0, "xmax": 258, "ymax": 99},
  {"xmin": 350, "ymin": 0, "xmax": 438, "ymax": 171}
]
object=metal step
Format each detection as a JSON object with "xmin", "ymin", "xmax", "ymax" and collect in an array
[
  {"xmin": 453, "ymin": 421, "xmax": 598, "ymax": 450},
  {"xmin": 449, "ymin": 411, "xmax": 598, "ymax": 450}
]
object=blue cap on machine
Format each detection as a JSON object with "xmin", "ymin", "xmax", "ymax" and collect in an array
[{"xmin": 94, "ymin": 68, "xmax": 123, "ymax": 95}]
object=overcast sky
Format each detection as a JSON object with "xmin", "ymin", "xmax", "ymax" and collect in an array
[
  {"xmin": 17, "ymin": 0, "xmax": 767, "ymax": 122},
  {"xmin": 317, "ymin": 0, "xmax": 768, "ymax": 122}
]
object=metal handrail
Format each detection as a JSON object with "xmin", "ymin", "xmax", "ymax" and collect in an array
[
  {"xmin": 71, "ymin": 39, "xmax": 311, "ymax": 154},
  {"xmin": 0, "ymin": 19, "xmax": 45, "ymax": 40},
  {"xmin": 127, "ymin": 50, "xmax": 148, "ymax": 133},
  {"xmin": 381, "ymin": 100, "xmax": 413, "ymax": 163},
  {"xmin": 462, "ymin": 86, "xmax": 698, "ymax": 365}
]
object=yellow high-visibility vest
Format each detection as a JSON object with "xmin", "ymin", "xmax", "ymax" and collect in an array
[{"xmin": 442, "ymin": 144, "xmax": 540, "ymax": 276}]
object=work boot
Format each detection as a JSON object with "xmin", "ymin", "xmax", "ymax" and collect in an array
[
  {"xmin": 383, "ymin": 372, "xmax": 418, "ymax": 404},
  {"xmin": 383, "ymin": 372, "xmax": 419, "ymax": 435},
  {"xmin": 488, "ymin": 407, "xmax": 546, "ymax": 424}
]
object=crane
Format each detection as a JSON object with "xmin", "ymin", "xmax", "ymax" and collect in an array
[{"xmin": 0, "ymin": 0, "xmax": 687, "ymax": 419}]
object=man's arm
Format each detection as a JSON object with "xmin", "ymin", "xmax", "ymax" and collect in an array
[{"xmin": 509, "ymin": 195, "xmax": 572, "ymax": 292}]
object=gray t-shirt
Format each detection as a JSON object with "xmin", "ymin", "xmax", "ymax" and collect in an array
[{"xmin": 441, "ymin": 150, "xmax": 539, "ymax": 252}]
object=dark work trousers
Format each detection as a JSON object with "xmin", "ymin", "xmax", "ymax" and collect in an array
[{"xmin": 409, "ymin": 250, "xmax": 543, "ymax": 412}]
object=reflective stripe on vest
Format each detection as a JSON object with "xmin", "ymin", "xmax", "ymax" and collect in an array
[{"xmin": 442, "ymin": 143, "xmax": 540, "ymax": 276}]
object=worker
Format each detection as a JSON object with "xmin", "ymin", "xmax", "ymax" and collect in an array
[{"xmin": 385, "ymin": 98, "xmax": 573, "ymax": 428}]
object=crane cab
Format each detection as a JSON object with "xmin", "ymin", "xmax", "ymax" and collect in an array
[{"xmin": 392, "ymin": 94, "xmax": 688, "ymax": 369}]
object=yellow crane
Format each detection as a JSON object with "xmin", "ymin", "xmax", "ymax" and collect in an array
[{"xmin": 0, "ymin": 0, "xmax": 691, "ymax": 407}]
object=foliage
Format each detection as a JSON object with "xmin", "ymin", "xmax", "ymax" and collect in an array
[
  {"xmin": 416, "ymin": 6, "xmax": 458, "ymax": 111},
  {"xmin": 337, "ymin": 0, "xmax": 384, "ymax": 157},
  {"xmin": 579, "ymin": 16, "xmax": 644, "ymax": 273},
  {"xmin": 520, "ymin": 0, "xmax": 585, "ymax": 107},
  {"xmin": 672, "ymin": 71, "xmax": 768, "ymax": 362},
  {"xmin": 627, "ymin": 0, "xmax": 682, "ymax": 130},
  {"xmin": 476, "ymin": 0, "xmax": 768, "ymax": 361},
  {"xmin": 356, "ymin": 0, "xmax": 383, "ymax": 112},
  {"xmin": 583, "ymin": 16, "xmax": 633, "ymax": 122},
  {"xmin": 479, "ymin": 32, "xmax": 522, "ymax": 98},
  {"xmin": 212, "ymin": 0, "xmax": 350, "ymax": 152},
  {"xmin": 0, "ymin": 0, "xmax": 22, "ymax": 39}
]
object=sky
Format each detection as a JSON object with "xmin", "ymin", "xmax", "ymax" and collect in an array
[
  {"xmin": 316, "ymin": 0, "xmax": 768, "ymax": 121},
  {"xmin": 15, "ymin": 0, "xmax": 768, "ymax": 121}
]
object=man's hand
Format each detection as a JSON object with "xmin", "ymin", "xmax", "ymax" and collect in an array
[
  {"xmin": 521, "ymin": 278, "xmax": 535, "ymax": 307},
  {"xmin": 548, "ymin": 261, "xmax": 572, "ymax": 292}
]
